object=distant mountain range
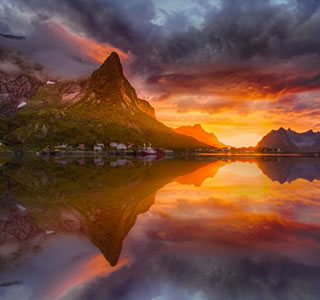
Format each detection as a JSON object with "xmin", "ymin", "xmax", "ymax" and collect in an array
[
  {"xmin": 173, "ymin": 124, "xmax": 226, "ymax": 148},
  {"xmin": 0, "ymin": 48, "xmax": 205, "ymax": 150},
  {"xmin": 257, "ymin": 127, "xmax": 320, "ymax": 153}
]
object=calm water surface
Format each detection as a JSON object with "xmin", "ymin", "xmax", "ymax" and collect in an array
[{"xmin": 0, "ymin": 156, "xmax": 320, "ymax": 300}]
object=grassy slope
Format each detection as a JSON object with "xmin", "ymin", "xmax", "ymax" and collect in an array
[
  {"xmin": 5, "ymin": 83, "xmax": 204, "ymax": 150},
  {"xmin": 0, "ymin": 118, "xmax": 11, "ymax": 152},
  {"xmin": 3, "ymin": 52, "xmax": 206, "ymax": 150}
]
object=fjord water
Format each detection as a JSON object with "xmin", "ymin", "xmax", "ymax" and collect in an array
[{"xmin": 0, "ymin": 156, "xmax": 320, "ymax": 300}]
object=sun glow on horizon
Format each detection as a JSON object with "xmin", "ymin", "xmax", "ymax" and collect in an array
[{"xmin": 218, "ymin": 133, "xmax": 263, "ymax": 148}]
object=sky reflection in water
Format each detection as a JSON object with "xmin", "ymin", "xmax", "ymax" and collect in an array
[{"xmin": 0, "ymin": 157, "xmax": 320, "ymax": 300}]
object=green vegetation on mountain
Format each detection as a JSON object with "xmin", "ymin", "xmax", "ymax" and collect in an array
[
  {"xmin": 2, "ymin": 52, "xmax": 205, "ymax": 150},
  {"xmin": 0, "ymin": 117, "xmax": 8, "ymax": 137}
]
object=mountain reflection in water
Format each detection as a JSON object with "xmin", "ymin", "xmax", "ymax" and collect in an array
[{"xmin": 0, "ymin": 156, "xmax": 320, "ymax": 300}]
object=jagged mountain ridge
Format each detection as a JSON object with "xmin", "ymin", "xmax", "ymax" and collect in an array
[
  {"xmin": 257, "ymin": 127, "xmax": 320, "ymax": 152},
  {"xmin": 173, "ymin": 124, "xmax": 226, "ymax": 148},
  {"xmin": 0, "ymin": 45, "xmax": 46, "ymax": 118},
  {"xmin": 1, "ymin": 51, "xmax": 206, "ymax": 149},
  {"xmin": 72, "ymin": 52, "xmax": 155, "ymax": 118}
]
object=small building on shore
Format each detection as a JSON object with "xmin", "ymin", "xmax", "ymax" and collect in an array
[
  {"xmin": 117, "ymin": 143, "xmax": 127, "ymax": 150},
  {"xmin": 109, "ymin": 142, "xmax": 128, "ymax": 150},
  {"xmin": 55, "ymin": 143, "xmax": 68, "ymax": 151},
  {"xmin": 94, "ymin": 144, "xmax": 104, "ymax": 151},
  {"xmin": 77, "ymin": 144, "xmax": 86, "ymax": 150},
  {"xmin": 110, "ymin": 142, "xmax": 118, "ymax": 148}
]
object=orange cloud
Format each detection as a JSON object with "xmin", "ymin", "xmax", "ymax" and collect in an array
[
  {"xmin": 46, "ymin": 21, "xmax": 130, "ymax": 63},
  {"xmin": 142, "ymin": 60, "xmax": 320, "ymax": 147}
]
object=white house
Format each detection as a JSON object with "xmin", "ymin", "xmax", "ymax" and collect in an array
[
  {"xmin": 94, "ymin": 144, "xmax": 103, "ymax": 151},
  {"xmin": 55, "ymin": 143, "xmax": 68, "ymax": 150},
  {"xmin": 47, "ymin": 80, "xmax": 56, "ymax": 85},
  {"xmin": 77, "ymin": 144, "xmax": 85, "ymax": 150},
  {"xmin": 117, "ymin": 144, "xmax": 127, "ymax": 150},
  {"xmin": 109, "ymin": 142, "xmax": 118, "ymax": 148}
]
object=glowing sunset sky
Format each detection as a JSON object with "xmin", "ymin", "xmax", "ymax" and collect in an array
[{"xmin": 2, "ymin": 0, "xmax": 320, "ymax": 146}]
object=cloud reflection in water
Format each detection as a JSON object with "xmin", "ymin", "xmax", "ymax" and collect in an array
[{"xmin": 69, "ymin": 159, "xmax": 320, "ymax": 300}]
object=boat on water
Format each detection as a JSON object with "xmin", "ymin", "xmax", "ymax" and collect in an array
[
  {"xmin": 140, "ymin": 143, "xmax": 163, "ymax": 156},
  {"xmin": 141, "ymin": 146, "xmax": 157, "ymax": 156}
]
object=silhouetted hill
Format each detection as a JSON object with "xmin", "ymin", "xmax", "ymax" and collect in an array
[
  {"xmin": 257, "ymin": 128, "xmax": 320, "ymax": 152},
  {"xmin": 173, "ymin": 124, "xmax": 225, "ymax": 148}
]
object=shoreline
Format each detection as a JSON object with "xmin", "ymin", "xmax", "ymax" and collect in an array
[
  {"xmin": 199, "ymin": 152, "xmax": 320, "ymax": 157},
  {"xmin": 0, "ymin": 151, "xmax": 319, "ymax": 158}
]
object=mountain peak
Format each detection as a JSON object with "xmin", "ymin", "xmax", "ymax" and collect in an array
[
  {"xmin": 94, "ymin": 52, "xmax": 124, "ymax": 79},
  {"xmin": 87, "ymin": 51, "xmax": 136, "ymax": 105},
  {"xmin": 104, "ymin": 52, "xmax": 122, "ymax": 67},
  {"xmin": 257, "ymin": 127, "xmax": 320, "ymax": 152},
  {"xmin": 109, "ymin": 51, "xmax": 120, "ymax": 60},
  {"xmin": 173, "ymin": 124, "xmax": 225, "ymax": 148},
  {"xmin": 193, "ymin": 124, "xmax": 203, "ymax": 130},
  {"xmin": 74, "ymin": 50, "xmax": 158, "ymax": 120},
  {"xmin": 305, "ymin": 129, "xmax": 315, "ymax": 134},
  {"xmin": 278, "ymin": 127, "xmax": 286, "ymax": 133}
]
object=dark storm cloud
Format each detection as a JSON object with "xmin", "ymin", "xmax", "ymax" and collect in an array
[
  {"xmin": 138, "ymin": 0, "xmax": 320, "ymax": 103},
  {"xmin": 2, "ymin": 0, "xmax": 320, "ymax": 101},
  {"xmin": 0, "ymin": 0, "xmax": 158, "ymax": 55},
  {"xmin": 0, "ymin": 0, "xmax": 160, "ymax": 77},
  {"xmin": 268, "ymin": 92, "xmax": 320, "ymax": 117}
]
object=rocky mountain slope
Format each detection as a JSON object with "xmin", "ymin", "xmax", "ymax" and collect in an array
[
  {"xmin": 173, "ymin": 124, "xmax": 226, "ymax": 148},
  {"xmin": 0, "ymin": 45, "xmax": 46, "ymax": 118},
  {"xmin": 0, "ymin": 50, "xmax": 205, "ymax": 150},
  {"xmin": 257, "ymin": 128, "xmax": 320, "ymax": 152}
]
